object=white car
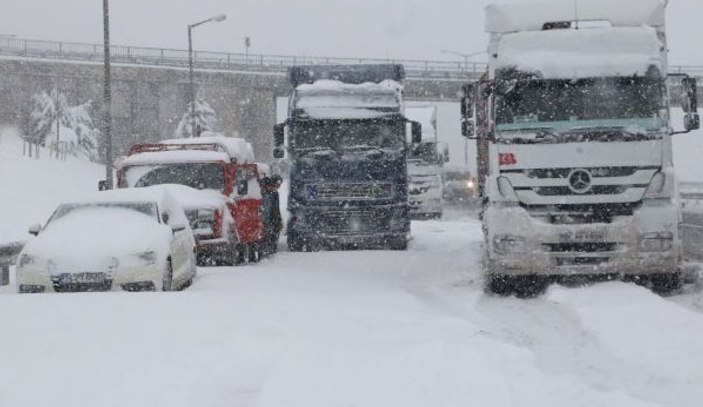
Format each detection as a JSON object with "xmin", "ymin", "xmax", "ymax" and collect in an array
[{"xmin": 16, "ymin": 187, "xmax": 197, "ymax": 293}]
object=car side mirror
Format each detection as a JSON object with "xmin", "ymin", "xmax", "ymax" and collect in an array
[
  {"xmin": 98, "ymin": 180, "xmax": 108, "ymax": 191},
  {"xmin": 410, "ymin": 121, "xmax": 422, "ymax": 144},
  {"xmin": 274, "ymin": 123, "xmax": 285, "ymax": 147},
  {"xmin": 28, "ymin": 223, "xmax": 42, "ymax": 236},
  {"xmin": 162, "ymin": 213, "xmax": 170, "ymax": 225},
  {"xmin": 273, "ymin": 147, "xmax": 285, "ymax": 159}
]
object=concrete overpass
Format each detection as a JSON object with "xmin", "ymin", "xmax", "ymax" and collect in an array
[{"xmin": 1, "ymin": 37, "xmax": 701, "ymax": 161}]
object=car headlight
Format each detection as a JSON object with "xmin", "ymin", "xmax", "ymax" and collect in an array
[
  {"xmin": 467, "ymin": 180, "xmax": 476, "ymax": 190},
  {"xmin": 18, "ymin": 254, "xmax": 38, "ymax": 268},
  {"xmin": 493, "ymin": 235, "xmax": 526, "ymax": 254},
  {"xmin": 135, "ymin": 252, "xmax": 156, "ymax": 266},
  {"xmin": 639, "ymin": 232, "xmax": 674, "ymax": 252}
]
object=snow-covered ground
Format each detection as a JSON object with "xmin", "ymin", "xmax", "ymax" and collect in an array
[
  {"xmin": 2, "ymin": 123, "xmax": 703, "ymax": 406},
  {"xmin": 1, "ymin": 219, "xmax": 703, "ymax": 407}
]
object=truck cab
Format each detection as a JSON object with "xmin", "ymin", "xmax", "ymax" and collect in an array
[
  {"xmin": 274, "ymin": 64, "xmax": 421, "ymax": 251},
  {"xmin": 463, "ymin": 0, "xmax": 700, "ymax": 295},
  {"xmin": 113, "ymin": 135, "xmax": 267, "ymax": 265}
]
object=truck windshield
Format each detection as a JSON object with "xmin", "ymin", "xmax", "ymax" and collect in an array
[
  {"xmin": 495, "ymin": 76, "xmax": 665, "ymax": 135},
  {"xmin": 123, "ymin": 163, "xmax": 225, "ymax": 192},
  {"xmin": 408, "ymin": 143, "xmax": 440, "ymax": 165},
  {"xmin": 292, "ymin": 119, "xmax": 405, "ymax": 152}
]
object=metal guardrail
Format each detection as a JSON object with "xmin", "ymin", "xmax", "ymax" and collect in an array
[{"xmin": 0, "ymin": 37, "xmax": 486, "ymax": 81}]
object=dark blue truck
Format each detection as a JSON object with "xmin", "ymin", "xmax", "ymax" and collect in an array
[{"xmin": 274, "ymin": 65, "xmax": 421, "ymax": 251}]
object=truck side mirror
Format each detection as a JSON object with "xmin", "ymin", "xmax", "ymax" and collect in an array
[
  {"xmin": 462, "ymin": 118, "xmax": 476, "ymax": 139},
  {"xmin": 237, "ymin": 180, "xmax": 248, "ymax": 196},
  {"xmin": 98, "ymin": 180, "xmax": 108, "ymax": 191},
  {"xmin": 274, "ymin": 123, "xmax": 285, "ymax": 147},
  {"xmin": 410, "ymin": 121, "xmax": 422, "ymax": 144},
  {"xmin": 682, "ymin": 77, "xmax": 700, "ymax": 131},
  {"xmin": 461, "ymin": 83, "xmax": 477, "ymax": 139},
  {"xmin": 273, "ymin": 147, "xmax": 285, "ymax": 159},
  {"xmin": 28, "ymin": 223, "xmax": 42, "ymax": 236}
]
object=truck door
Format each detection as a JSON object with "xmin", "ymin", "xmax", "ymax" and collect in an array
[{"xmin": 231, "ymin": 164, "xmax": 264, "ymax": 243}]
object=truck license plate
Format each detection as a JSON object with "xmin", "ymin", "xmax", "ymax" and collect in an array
[
  {"xmin": 558, "ymin": 230, "xmax": 606, "ymax": 242},
  {"xmin": 62, "ymin": 273, "xmax": 106, "ymax": 284}
]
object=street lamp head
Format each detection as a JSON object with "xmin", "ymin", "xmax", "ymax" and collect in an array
[{"xmin": 213, "ymin": 14, "xmax": 227, "ymax": 22}]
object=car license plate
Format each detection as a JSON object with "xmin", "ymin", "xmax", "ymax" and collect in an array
[
  {"xmin": 62, "ymin": 273, "xmax": 106, "ymax": 284},
  {"xmin": 558, "ymin": 229, "xmax": 606, "ymax": 242}
]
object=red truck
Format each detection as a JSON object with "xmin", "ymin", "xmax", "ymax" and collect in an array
[{"xmin": 110, "ymin": 136, "xmax": 267, "ymax": 266}]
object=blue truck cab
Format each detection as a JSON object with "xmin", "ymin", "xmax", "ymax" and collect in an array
[{"xmin": 274, "ymin": 65, "xmax": 421, "ymax": 250}]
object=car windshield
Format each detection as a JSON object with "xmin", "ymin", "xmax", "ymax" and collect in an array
[
  {"xmin": 123, "ymin": 163, "xmax": 225, "ymax": 192},
  {"xmin": 47, "ymin": 202, "xmax": 159, "ymax": 225},
  {"xmin": 292, "ymin": 119, "xmax": 405, "ymax": 153},
  {"xmin": 495, "ymin": 74, "xmax": 666, "ymax": 137}
]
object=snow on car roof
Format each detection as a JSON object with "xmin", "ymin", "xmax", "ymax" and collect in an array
[
  {"xmin": 494, "ymin": 26, "xmax": 663, "ymax": 79},
  {"xmin": 486, "ymin": 0, "xmax": 666, "ymax": 33},
  {"xmin": 120, "ymin": 150, "xmax": 230, "ymax": 167},
  {"xmin": 159, "ymin": 134, "xmax": 256, "ymax": 163}
]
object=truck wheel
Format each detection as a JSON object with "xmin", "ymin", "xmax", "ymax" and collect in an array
[
  {"xmin": 389, "ymin": 237, "xmax": 408, "ymax": 251},
  {"xmin": 649, "ymin": 272, "xmax": 682, "ymax": 296},
  {"xmin": 485, "ymin": 274, "xmax": 513, "ymax": 296}
]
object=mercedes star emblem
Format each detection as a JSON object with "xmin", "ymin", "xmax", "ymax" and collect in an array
[{"xmin": 568, "ymin": 169, "xmax": 593, "ymax": 194}]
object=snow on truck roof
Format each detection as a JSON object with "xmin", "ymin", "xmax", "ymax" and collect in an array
[
  {"xmin": 494, "ymin": 26, "xmax": 663, "ymax": 79},
  {"xmin": 293, "ymin": 79, "xmax": 403, "ymax": 119},
  {"xmin": 160, "ymin": 134, "xmax": 255, "ymax": 163},
  {"xmin": 121, "ymin": 149, "xmax": 231, "ymax": 167},
  {"xmin": 486, "ymin": 0, "xmax": 666, "ymax": 33}
]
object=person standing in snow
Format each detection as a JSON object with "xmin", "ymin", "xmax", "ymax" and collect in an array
[{"xmin": 261, "ymin": 175, "xmax": 283, "ymax": 255}]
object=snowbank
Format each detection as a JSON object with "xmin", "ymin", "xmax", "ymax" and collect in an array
[{"xmin": 0, "ymin": 127, "xmax": 104, "ymax": 245}]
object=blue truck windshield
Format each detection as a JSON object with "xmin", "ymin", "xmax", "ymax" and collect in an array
[{"xmin": 292, "ymin": 119, "xmax": 405, "ymax": 152}]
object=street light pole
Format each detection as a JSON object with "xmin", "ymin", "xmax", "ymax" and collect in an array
[
  {"xmin": 187, "ymin": 14, "xmax": 226, "ymax": 138},
  {"xmin": 103, "ymin": 0, "xmax": 113, "ymax": 189}
]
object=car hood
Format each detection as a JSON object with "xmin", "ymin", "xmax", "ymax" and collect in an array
[{"xmin": 22, "ymin": 209, "xmax": 171, "ymax": 269}]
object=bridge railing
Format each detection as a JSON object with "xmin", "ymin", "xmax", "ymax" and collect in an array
[
  {"xmin": 3, "ymin": 37, "xmax": 703, "ymax": 82},
  {"xmin": 0, "ymin": 37, "xmax": 487, "ymax": 81}
]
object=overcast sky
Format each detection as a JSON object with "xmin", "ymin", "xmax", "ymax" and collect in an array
[{"xmin": 2, "ymin": 0, "xmax": 703, "ymax": 64}]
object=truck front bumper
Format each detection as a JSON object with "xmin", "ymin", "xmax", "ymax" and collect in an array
[
  {"xmin": 289, "ymin": 204, "xmax": 410, "ymax": 247},
  {"xmin": 484, "ymin": 202, "xmax": 681, "ymax": 277}
]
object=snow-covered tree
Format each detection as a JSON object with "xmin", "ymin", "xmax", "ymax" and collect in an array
[
  {"xmin": 25, "ymin": 90, "xmax": 100, "ymax": 160},
  {"xmin": 174, "ymin": 99, "xmax": 217, "ymax": 138}
]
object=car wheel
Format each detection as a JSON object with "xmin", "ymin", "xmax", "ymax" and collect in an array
[{"xmin": 162, "ymin": 259, "xmax": 174, "ymax": 292}]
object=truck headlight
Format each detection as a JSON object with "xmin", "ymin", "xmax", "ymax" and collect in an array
[
  {"xmin": 493, "ymin": 235, "xmax": 526, "ymax": 254},
  {"xmin": 639, "ymin": 232, "xmax": 674, "ymax": 252},
  {"xmin": 18, "ymin": 254, "xmax": 38, "ymax": 268},
  {"xmin": 497, "ymin": 177, "xmax": 519, "ymax": 203},
  {"xmin": 644, "ymin": 172, "xmax": 666, "ymax": 198}
]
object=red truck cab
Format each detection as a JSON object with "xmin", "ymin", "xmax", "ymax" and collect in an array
[{"xmin": 114, "ymin": 136, "xmax": 266, "ymax": 265}]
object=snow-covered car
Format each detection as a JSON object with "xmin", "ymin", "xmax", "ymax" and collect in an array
[
  {"xmin": 156, "ymin": 184, "xmax": 237, "ymax": 265},
  {"xmin": 16, "ymin": 188, "xmax": 197, "ymax": 293}
]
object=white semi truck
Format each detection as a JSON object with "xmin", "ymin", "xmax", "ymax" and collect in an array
[
  {"xmin": 406, "ymin": 106, "xmax": 449, "ymax": 219},
  {"xmin": 462, "ymin": 0, "xmax": 700, "ymax": 295}
]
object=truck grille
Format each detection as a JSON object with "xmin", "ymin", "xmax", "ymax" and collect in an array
[
  {"xmin": 319, "ymin": 211, "xmax": 388, "ymax": 235},
  {"xmin": 543, "ymin": 242, "xmax": 617, "ymax": 253},
  {"xmin": 525, "ymin": 203, "xmax": 639, "ymax": 224},
  {"xmin": 307, "ymin": 183, "xmax": 393, "ymax": 200}
]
